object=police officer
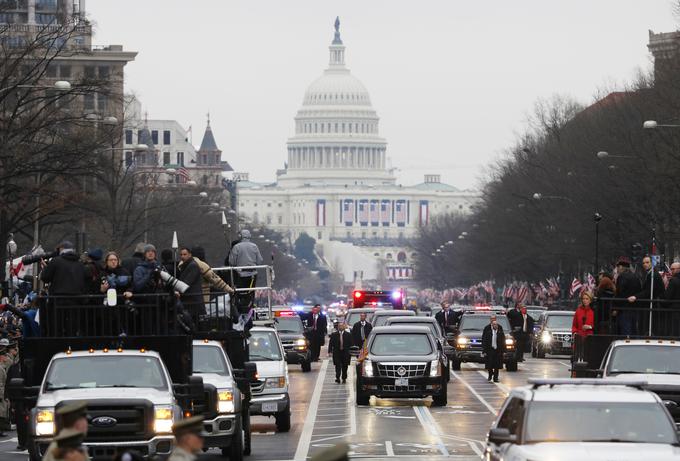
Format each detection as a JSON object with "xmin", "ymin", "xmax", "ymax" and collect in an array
[
  {"xmin": 50, "ymin": 428, "xmax": 87, "ymax": 461},
  {"xmin": 43, "ymin": 402, "xmax": 90, "ymax": 461},
  {"xmin": 168, "ymin": 415, "xmax": 206, "ymax": 461}
]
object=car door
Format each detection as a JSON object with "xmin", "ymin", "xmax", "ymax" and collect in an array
[{"xmin": 487, "ymin": 397, "xmax": 526, "ymax": 461}]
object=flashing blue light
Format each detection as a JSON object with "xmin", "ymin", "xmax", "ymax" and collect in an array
[
  {"xmin": 292, "ymin": 305, "xmax": 304, "ymax": 311},
  {"xmin": 391, "ymin": 291, "xmax": 402, "ymax": 300}
]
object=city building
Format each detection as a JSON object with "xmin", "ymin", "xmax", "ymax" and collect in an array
[{"xmin": 235, "ymin": 19, "xmax": 480, "ymax": 283}]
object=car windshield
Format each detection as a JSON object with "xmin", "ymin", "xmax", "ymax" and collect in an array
[
  {"xmin": 274, "ymin": 317, "xmax": 303, "ymax": 334},
  {"xmin": 527, "ymin": 309, "xmax": 545, "ymax": 321},
  {"xmin": 346, "ymin": 310, "xmax": 377, "ymax": 326},
  {"xmin": 373, "ymin": 312, "xmax": 414, "ymax": 327},
  {"xmin": 607, "ymin": 345, "xmax": 680, "ymax": 374},
  {"xmin": 250, "ymin": 331, "xmax": 282, "ymax": 361},
  {"xmin": 459, "ymin": 315, "xmax": 510, "ymax": 331},
  {"xmin": 370, "ymin": 333, "xmax": 433, "ymax": 356},
  {"xmin": 524, "ymin": 401, "xmax": 676, "ymax": 444},
  {"xmin": 545, "ymin": 314, "xmax": 573, "ymax": 329},
  {"xmin": 193, "ymin": 345, "xmax": 230, "ymax": 376},
  {"xmin": 45, "ymin": 356, "xmax": 167, "ymax": 391},
  {"xmin": 388, "ymin": 321, "xmax": 440, "ymax": 337}
]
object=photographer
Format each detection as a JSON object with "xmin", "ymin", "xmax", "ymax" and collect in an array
[
  {"xmin": 177, "ymin": 247, "xmax": 204, "ymax": 320},
  {"xmin": 40, "ymin": 241, "xmax": 86, "ymax": 297},
  {"xmin": 82, "ymin": 248, "xmax": 104, "ymax": 294},
  {"xmin": 191, "ymin": 246, "xmax": 234, "ymax": 305},
  {"xmin": 228, "ymin": 230, "xmax": 263, "ymax": 310},
  {"xmin": 100, "ymin": 251, "xmax": 132, "ymax": 299},
  {"xmin": 132, "ymin": 244, "xmax": 163, "ymax": 296}
]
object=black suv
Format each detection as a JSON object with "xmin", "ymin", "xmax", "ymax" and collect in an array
[
  {"xmin": 273, "ymin": 313, "xmax": 312, "ymax": 372},
  {"xmin": 449, "ymin": 311, "xmax": 517, "ymax": 371},
  {"xmin": 355, "ymin": 326, "xmax": 448, "ymax": 406}
]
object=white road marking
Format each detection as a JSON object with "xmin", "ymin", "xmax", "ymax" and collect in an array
[
  {"xmin": 413, "ymin": 405, "xmax": 450, "ymax": 456},
  {"xmin": 384, "ymin": 415, "xmax": 416, "ymax": 419},
  {"xmin": 385, "ymin": 440, "xmax": 395, "ymax": 456},
  {"xmin": 558, "ymin": 361, "xmax": 572, "ymax": 368},
  {"xmin": 476, "ymin": 370, "xmax": 510, "ymax": 394},
  {"xmin": 294, "ymin": 358, "xmax": 329, "ymax": 461},
  {"xmin": 440, "ymin": 433, "xmax": 485, "ymax": 457},
  {"xmin": 451, "ymin": 370, "xmax": 498, "ymax": 415},
  {"xmin": 0, "ymin": 438, "xmax": 18, "ymax": 444}
]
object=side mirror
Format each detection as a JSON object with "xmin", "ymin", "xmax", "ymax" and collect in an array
[
  {"xmin": 188, "ymin": 375, "xmax": 204, "ymax": 400},
  {"xmin": 488, "ymin": 427, "xmax": 517, "ymax": 444},
  {"xmin": 664, "ymin": 400, "xmax": 678, "ymax": 413},
  {"xmin": 243, "ymin": 361, "xmax": 258, "ymax": 382}
]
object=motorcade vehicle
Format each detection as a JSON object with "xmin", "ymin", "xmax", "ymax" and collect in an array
[
  {"xmin": 345, "ymin": 307, "xmax": 384, "ymax": 328},
  {"xmin": 594, "ymin": 339, "xmax": 680, "ymax": 424},
  {"xmin": 355, "ymin": 326, "xmax": 448, "ymax": 406},
  {"xmin": 450, "ymin": 311, "xmax": 516, "ymax": 371},
  {"xmin": 384, "ymin": 316, "xmax": 455, "ymax": 380},
  {"xmin": 532, "ymin": 310, "xmax": 574, "ymax": 358},
  {"xmin": 272, "ymin": 310, "xmax": 312, "ymax": 372},
  {"xmin": 192, "ymin": 339, "xmax": 250, "ymax": 458},
  {"xmin": 352, "ymin": 289, "xmax": 404, "ymax": 309},
  {"xmin": 371, "ymin": 309, "xmax": 415, "ymax": 327},
  {"xmin": 525, "ymin": 305, "xmax": 547, "ymax": 324},
  {"xmin": 247, "ymin": 326, "xmax": 291, "ymax": 432},
  {"xmin": 485, "ymin": 378, "xmax": 680, "ymax": 461}
]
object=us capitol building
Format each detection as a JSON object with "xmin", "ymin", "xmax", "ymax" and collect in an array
[{"xmin": 236, "ymin": 19, "xmax": 479, "ymax": 283}]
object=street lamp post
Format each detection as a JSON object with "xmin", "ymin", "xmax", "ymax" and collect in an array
[{"xmin": 594, "ymin": 212, "xmax": 602, "ymax": 273}]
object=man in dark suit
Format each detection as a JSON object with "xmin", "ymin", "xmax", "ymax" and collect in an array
[
  {"xmin": 482, "ymin": 314, "xmax": 506, "ymax": 383},
  {"xmin": 614, "ymin": 257, "xmax": 642, "ymax": 335},
  {"xmin": 307, "ymin": 304, "xmax": 327, "ymax": 361},
  {"xmin": 507, "ymin": 304, "xmax": 533, "ymax": 362},
  {"xmin": 328, "ymin": 322, "xmax": 353, "ymax": 383},
  {"xmin": 434, "ymin": 301, "xmax": 457, "ymax": 334},
  {"xmin": 351, "ymin": 312, "xmax": 372, "ymax": 348}
]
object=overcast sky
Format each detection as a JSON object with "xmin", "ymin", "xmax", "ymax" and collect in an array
[{"xmin": 88, "ymin": 1, "xmax": 677, "ymax": 190}]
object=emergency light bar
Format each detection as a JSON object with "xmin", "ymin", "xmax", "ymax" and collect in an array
[
  {"xmin": 275, "ymin": 311, "xmax": 296, "ymax": 317},
  {"xmin": 529, "ymin": 378, "xmax": 648, "ymax": 389}
]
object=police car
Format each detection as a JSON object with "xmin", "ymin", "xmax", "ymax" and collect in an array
[{"xmin": 272, "ymin": 310, "xmax": 312, "ymax": 372}]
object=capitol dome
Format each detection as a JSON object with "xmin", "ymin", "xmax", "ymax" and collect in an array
[{"xmin": 278, "ymin": 18, "xmax": 395, "ymax": 188}]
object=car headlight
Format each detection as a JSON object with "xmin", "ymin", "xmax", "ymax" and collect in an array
[
  {"xmin": 217, "ymin": 389, "xmax": 235, "ymax": 414},
  {"xmin": 153, "ymin": 405, "xmax": 175, "ymax": 434},
  {"xmin": 505, "ymin": 338, "xmax": 514, "ymax": 346},
  {"xmin": 295, "ymin": 338, "xmax": 306, "ymax": 346},
  {"xmin": 36, "ymin": 408, "xmax": 55, "ymax": 436},
  {"xmin": 541, "ymin": 331, "xmax": 552, "ymax": 343},
  {"xmin": 429, "ymin": 359, "xmax": 441, "ymax": 377},
  {"xmin": 457, "ymin": 337, "xmax": 469, "ymax": 348},
  {"xmin": 363, "ymin": 359, "xmax": 374, "ymax": 377},
  {"xmin": 265, "ymin": 376, "xmax": 287, "ymax": 389}
]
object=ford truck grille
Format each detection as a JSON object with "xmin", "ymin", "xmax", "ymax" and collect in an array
[{"xmin": 80, "ymin": 401, "xmax": 152, "ymax": 442}]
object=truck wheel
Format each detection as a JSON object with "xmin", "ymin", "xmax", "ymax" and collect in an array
[
  {"xmin": 223, "ymin": 417, "xmax": 244, "ymax": 460},
  {"xmin": 531, "ymin": 344, "xmax": 537, "ymax": 358},
  {"xmin": 432, "ymin": 379, "xmax": 447, "ymax": 406},
  {"xmin": 275, "ymin": 408, "xmax": 291, "ymax": 432},
  {"xmin": 243, "ymin": 410, "xmax": 252, "ymax": 456},
  {"xmin": 537, "ymin": 347, "xmax": 546, "ymax": 359},
  {"xmin": 301, "ymin": 360, "xmax": 312, "ymax": 372},
  {"xmin": 505, "ymin": 360, "xmax": 518, "ymax": 372},
  {"xmin": 445, "ymin": 363, "xmax": 451, "ymax": 382},
  {"xmin": 28, "ymin": 444, "xmax": 41, "ymax": 461},
  {"xmin": 451, "ymin": 359, "xmax": 461, "ymax": 371}
]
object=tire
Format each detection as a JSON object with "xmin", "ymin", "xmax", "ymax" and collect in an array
[
  {"xmin": 243, "ymin": 410, "xmax": 252, "ymax": 456},
  {"xmin": 355, "ymin": 376, "xmax": 370, "ymax": 406},
  {"xmin": 531, "ymin": 344, "xmax": 537, "ymax": 358},
  {"xmin": 505, "ymin": 360, "xmax": 518, "ymax": 372},
  {"xmin": 301, "ymin": 360, "xmax": 312, "ymax": 372},
  {"xmin": 445, "ymin": 364, "xmax": 451, "ymax": 382},
  {"xmin": 275, "ymin": 408, "xmax": 291, "ymax": 432},
  {"xmin": 451, "ymin": 359, "xmax": 461, "ymax": 371},
  {"xmin": 432, "ymin": 378, "xmax": 447, "ymax": 406},
  {"xmin": 536, "ymin": 346, "xmax": 546, "ymax": 359},
  {"xmin": 28, "ymin": 443, "xmax": 41, "ymax": 461},
  {"xmin": 223, "ymin": 417, "xmax": 244, "ymax": 460}
]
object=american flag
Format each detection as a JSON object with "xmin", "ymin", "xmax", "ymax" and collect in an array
[
  {"xmin": 370, "ymin": 200, "xmax": 379, "ymax": 225},
  {"xmin": 663, "ymin": 263, "xmax": 672, "ymax": 289},
  {"xmin": 380, "ymin": 200, "xmax": 390, "ymax": 224},
  {"xmin": 395, "ymin": 200, "xmax": 406, "ymax": 225},
  {"xmin": 358, "ymin": 200, "xmax": 369, "ymax": 223},
  {"xmin": 178, "ymin": 167, "xmax": 191, "ymax": 183},
  {"xmin": 516, "ymin": 284, "xmax": 529, "ymax": 303},
  {"xmin": 569, "ymin": 278, "xmax": 583, "ymax": 297},
  {"xmin": 343, "ymin": 200, "xmax": 354, "ymax": 223}
]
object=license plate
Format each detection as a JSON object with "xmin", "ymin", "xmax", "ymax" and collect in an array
[
  {"xmin": 262, "ymin": 402, "xmax": 278, "ymax": 413},
  {"xmin": 395, "ymin": 378, "xmax": 409, "ymax": 386},
  {"xmin": 563, "ymin": 341, "xmax": 571, "ymax": 348}
]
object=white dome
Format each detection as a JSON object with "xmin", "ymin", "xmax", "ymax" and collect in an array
[{"xmin": 303, "ymin": 69, "xmax": 372, "ymax": 106}]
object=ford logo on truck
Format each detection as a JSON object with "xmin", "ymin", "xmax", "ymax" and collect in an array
[{"xmin": 91, "ymin": 416, "xmax": 117, "ymax": 427}]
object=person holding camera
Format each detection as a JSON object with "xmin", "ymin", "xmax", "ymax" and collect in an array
[
  {"xmin": 40, "ymin": 241, "xmax": 86, "ymax": 297},
  {"xmin": 132, "ymin": 245, "xmax": 163, "ymax": 295},
  {"xmin": 177, "ymin": 247, "xmax": 205, "ymax": 320},
  {"xmin": 100, "ymin": 252, "xmax": 133, "ymax": 299}
]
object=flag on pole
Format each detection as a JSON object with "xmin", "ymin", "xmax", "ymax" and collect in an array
[{"xmin": 569, "ymin": 278, "xmax": 583, "ymax": 297}]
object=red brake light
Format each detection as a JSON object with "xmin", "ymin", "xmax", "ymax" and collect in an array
[
  {"xmin": 354, "ymin": 291, "xmax": 362, "ymax": 299},
  {"xmin": 275, "ymin": 311, "xmax": 296, "ymax": 317}
]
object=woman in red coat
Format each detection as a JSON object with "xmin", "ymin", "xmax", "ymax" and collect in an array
[{"xmin": 572, "ymin": 291, "xmax": 595, "ymax": 361}]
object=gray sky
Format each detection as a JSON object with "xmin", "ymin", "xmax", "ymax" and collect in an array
[{"xmin": 88, "ymin": 0, "xmax": 677, "ymax": 190}]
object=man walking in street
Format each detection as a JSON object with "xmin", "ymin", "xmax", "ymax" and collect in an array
[
  {"xmin": 351, "ymin": 312, "xmax": 372, "ymax": 349},
  {"xmin": 665, "ymin": 262, "xmax": 680, "ymax": 336},
  {"xmin": 328, "ymin": 322, "xmax": 353, "ymax": 383},
  {"xmin": 614, "ymin": 257, "xmax": 642, "ymax": 335},
  {"xmin": 482, "ymin": 315, "xmax": 506, "ymax": 383},
  {"xmin": 307, "ymin": 305, "xmax": 327, "ymax": 361},
  {"xmin": 507, "ymin": 304, "xmax": 533, "ymax": 362},
  {"xmin": 435, "ymin": 301, "xmax": 458, "ymax": 335}
]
